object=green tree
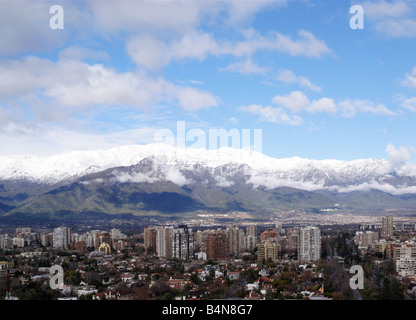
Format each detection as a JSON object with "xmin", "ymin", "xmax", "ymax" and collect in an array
[{"xmin": 65, "ymin": 270, "xmax": 82, "ymax": 286}]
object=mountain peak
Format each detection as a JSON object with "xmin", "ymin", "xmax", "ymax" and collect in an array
[{"xmin": 0, "ymin": 143, "xmax": 415, "ymax": 196}]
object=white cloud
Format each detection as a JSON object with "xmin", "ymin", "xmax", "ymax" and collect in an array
[
  {"xmin": 276, "ymin": 70, "xmax": 322, "ymax": 92},
  {"xmin": 246, "ymin": 172, "xmax": 327, "ymax": 191},
  {"xmin": 363, "ymin": 0, "xmax": 410, "ymax": 19},
  {"xmin": 385, "ymin": 143, "xmax": 412, "ymax": 173},
  {"xmin": 223, "ymin": 0, "xmax": 287, "ymax": 26},
  {"xmin": 272, "ymin": 91, "xmax": 336, "ymax": 114},
  {"xmin": 126, "ymin": 31, "xmax": 219, "ymax": 70},
  {"xmin": 239, "ymin": 104, "xmax": 304, "ymax": 126},
  {"xmin": 0, "ymin": 125, "xmax": 159, "ymax": 156},
  {"xmin": 0, "ymin": 2, "xmax": 67, "ymax": 56},
  {"xmin": 87, "ymin": 0, "xmax": 205, "ymax": 35},
  {"xmin": 215, "ymin": 175, "xmax": 235, "ymax": 187},
  {"xmin": 220, "ymin": 58, "xmax": 269, "ymax": 75},
  {"xmin": 58, "ymin": 46, "xmax": 110, "ymax": 62},
  {"xmin": 163, "ymin": 166, "xmax": 188, "ymax": 186},
  {"xmin": 338, "ymin": 99, "xmax": 395, "ymax": 118},
  {"xmin": 0, "ymin": 56, "xmax": 218, "ymax": 115},
  {"xmin": 402, "ymin": 66, "xmax": 416, "ymax": 89},
  {"xmin": 399, "ymin": 96, "xmax": 416, "ymax": 112},
  {"xmin": 113, "ymin": 171, "xmax": 159, "ymax": 184},
  {"xmin": 126, "ymin": 28, "xmax": 332, "ymax": 70},
  {"xmin": 335, "ymin": 180, "xmax": 416, "ymax": 195},
  {"xmin": 380, "ymin": 18, "xmax": 416, "ymax": 38},
  {"xmin": 308, "ymin": 98, "xmax": 337, "ymax": 114},
  {"xmin": 270, "ymin": 29, "xmax": 332, "ymax": 58},
  {"xmin": 112, "ymin": 163, "xmax": 188, "ymax": 186},
  {"xmin": 242, "ymin": 91, "xmax": 395, "ymax": 125},
  {"xmin": 245, "ymin": 154, "xmax": 416, "ymax": 195},
  {"xmin": 363, "ymin": 1, "xmax": 416, "ymax": 38},
  {"xmin": 173, "ymin": 87, "xmax": 219, "ymax": 112},
  {"xmin": 87, "ymin": 0, "xmax": 285, "ymax": 36},
  {"xmin": 272, "ymin": 91, "xmax": 310, "ymax": 113}
]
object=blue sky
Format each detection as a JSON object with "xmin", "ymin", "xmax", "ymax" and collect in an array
[{"xmin": 0, "ymin": 0, "xmax": 415, "ymax": 163}]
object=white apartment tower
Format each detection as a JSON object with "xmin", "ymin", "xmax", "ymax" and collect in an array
[
  {"xmin": 53, "ymin": 227, "xmax": 71, "ymax": 249},
  {"xmin": 156, "ymin": 226, "xmax": 173, "ymax": 259},
  {"xmin": 298, "ymin": 226, "xmax": 321, "ymax": 262}
]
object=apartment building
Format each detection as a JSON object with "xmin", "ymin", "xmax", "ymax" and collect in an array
[{"xmin": 298, "ymin": 226, "xmax": 321, "ymax": 262}]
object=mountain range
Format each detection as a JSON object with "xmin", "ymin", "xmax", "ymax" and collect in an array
[{"xmin": 1, "ymin": 143, "xmax": 416, "ymax": 221}]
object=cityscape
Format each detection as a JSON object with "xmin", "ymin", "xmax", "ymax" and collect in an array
[
  {"xmin": 1, "ymin": 0, "xmax": 416, "ymax": 314},
  {"xmin": 1, "ymin": 215, "xmax": 416, "ymax": 301}
]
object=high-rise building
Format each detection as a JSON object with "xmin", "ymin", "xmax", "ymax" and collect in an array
[
  {"xmin": 206, "ymin": 231, "xmax": 229, "ymax": 259},
  {"xmin": 394, "ymin": 244, "xmax": 416, "ymax": 278},
  {"xmin": 245, "ymin": 235, "xmax": 258, "ymax": 252},
  {"xmin": 396, "ymin": 222, "xmax": 405, "ymax": 232},
  {"xmin": 381, "ymin": 216, "xmax": 394, "ymax": 237},
  {"xmin": 0, "ymin": 235, "xmax": 13, "ymax": 250},
  {"xmin": 156, "ymin": 226, "xmax": 173, "ymax": 259},
  {"xmin": 40, "ymin": 233, "xmax": 52, "ymax": 247},
  {"xmin": 53, "ymin": 227, "xmax": 71, "ymax": 249},
  {"xmin": 374, "ymin": 240, "xmax": 392, "ymax": 259},
  {"xmin": 275, "ymin": 222, "xmax": 283, "ymax": 235},
  {"xmin": 226, "ymin": 226, "xmax": 245, "ymax": 256},
  {"xmin": 298, "ymin": 226, "xmax": 321, "ymax": 262},
  {"xmin": 260, "ymin": 229, "xmax": 279, "ymax": 242},
  {"xmin": 355, "ymin": 231, "xmax": 379, "ymax": 249},
  {"xmin": 285, "ymin": 227, "xmax": 300, "ymax": 254},
  {"xmin": 96, "ymin": 232, "xmax": 111, "ymax": 250},
  {"xmin": 144, "ymin": 226, "xmax": 157, "ymax": 254},
  {"xmin": 257, "ymin": 241, "xmax": 279, "ymax": 262},
  {"xmin": 172, "ymin": 225, "xmax": 194, "ymax": 261},
  {"xmin": 194, "ymin": 230, "xmax": 210, "ymax": 253},
  {"xmin": 75, "ymin": 240, "xmax": 87, "ymax": 254},
  {"xmin": 110, "ymin": 228, "xmax": 127, "ymax": 247},
  {"xmin": 246, "ymin": 226, "xmax": 258, "ymax": 238}
]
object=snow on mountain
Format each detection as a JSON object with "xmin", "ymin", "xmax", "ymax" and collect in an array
[{"xmin": 1, "ymin": 143, "xmax": 415, "ymax": 194}]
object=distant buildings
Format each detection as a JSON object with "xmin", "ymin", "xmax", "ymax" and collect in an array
[
  {"xmin": 226, "ymin": 226, "xmax": 245, "ymax": 256},
  {"xmin": 245, "ymin": 235, "xmax": 258, "ymax": 252},
  {"xmin": 298, "ymin": 226, "xmax": 321, "ymax": 262},
  {"xmin": 0, "ymin": 228, "xmax": 39, "ymax": 249},
  {"xmin": 172, "ymin": 225, "xmax": 194, "ymax": 261},
  {"xmin": 206, "ymin": 230, "xmax": 229, "ymax": 259},
  {"xmin": 156, "ymin": 226, "xmax": 173, "ymax": 259},
  {"xmin": 53, "ymin": 227, "xmax": 71, "ymax": 249},
  {"xmin": 98, "ymin": 242, "xmax": 111, "ymax": 254},
  {"xmin": 260, "ymin": 229, "xmax": 279, "ymax": 242},
  {"xmin": 382, "ymin": 216, "xmax": 394, "ymax": 238},
  {"xmin": 355, "ymin": 231, "xmax": 379, "ymax": 249},
  {"xmin": 257, "ymin": 241, "xmax": 279, "ymax": 262},
  {"xmin": 141, "ymin": 223, "xmax": 322, "ymax": 263},
  {"xmin": 284, "ymin": 227, "xmax": 300, "ymax": 254},
  {"xmin": 246, "ymin": 225, "xmax": 258, "ymax": 238},
  {"xmin": 144, "ymin": 226, "xmax": 157, "ymax": 254}
]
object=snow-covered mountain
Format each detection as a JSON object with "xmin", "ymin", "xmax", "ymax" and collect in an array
[
  {"xmin": 2, "ymin": 143, "xmax": 416, "ymax": 220},
  {"xmin": 1, "ymin": 143, "xmax": 416, "ymax": 195}
]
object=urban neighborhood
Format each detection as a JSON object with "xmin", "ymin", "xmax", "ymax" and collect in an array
[{"xmin": 1, "ymin": 216, "xmax": 416, "ymax": 300}]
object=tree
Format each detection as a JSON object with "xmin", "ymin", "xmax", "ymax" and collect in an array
[
  {"xmin": 65, "ymin": 270, "xmax": 82, "ymax": 286},
  {"xmin": 150, "ymin": 280, "xmax": 174, "ymax": 300},
  {"xmin": 378, "ymin": 277, "xmax": 392, "ymax": 300},
  {"xmin": 390, "ymin": 277, "xmax": 404, "ymax": 300},
  {"xmin": 190, "ymin": 272, "xmax": 199, "ymax": 285}
]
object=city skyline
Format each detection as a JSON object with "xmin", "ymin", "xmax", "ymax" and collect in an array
[{"xmin": 2, "ymin": 216, "xmax": 416, "ymax": 301}]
